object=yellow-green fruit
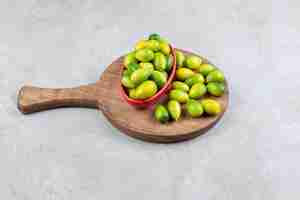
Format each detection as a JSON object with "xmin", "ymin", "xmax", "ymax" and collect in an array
[
  {"xmin": 176, "ymin": 68, "xmax": 195, "ymax": 81},
  {"xmin": 197, "ymin": 63, "xmax": 215, "ymax": 76},
  {"xmin": 135, "ymin": 80, "xmax": 158, "ymax": 99},
  {"xmin": 184, "ymin": 73, "xmax": 205, "ymax": 87},
  {"xmin": 207, "ymin": 82, "xmax": 225, "ymax": 97},
  {"xmin": 149, "ymin": 33, "xmax": 161, "ymax": 40},
  {"xmin": 151, "ymin": 70, "xmax": 167, "ymax": 88},
  {"xmin": 165, "ymin": 55, "xmax": 173, "ymax": 72},
  {"xmin": 146, "ymin": 40, "xmax": 160, "ymax": 51},
  {"xmin": 121, "ymin": 75, "xmax": 135, "ymax": 89},
  {"xmin": 129, "ymin": 89, "xmax": 138, "ymax": 99},
  {"xmin": 161, "ymin": 71, "xmax": 168, "ymax": 79},
  {"xmin": 135, "ymin": 48, "xmax": 154, "ymax": 62},
  {"xmin": 126, "ymin": 63, "xmax": 139, "ymax": 75},
  {"xmin": 169, "ymin": 89, "xmax": 189, "ymax": 103},
  {"xmin": 130, "ymin": 68, "xmax": 152, "ymax": 85},
  {"xmin": 175, "ymin": 50, "xmax": 185, "ymax": 67},
  {"xmin": 201, "ymin": 99, "xmax": 221, "ymax": 115},
  {"xmin": 172, "ymin": 81, "xmax": 189, "ymax": 92},
  {"xmin": 123, "ymin": 52, "xmax": 137, "ymax": 67},
  {"xmin": 159, "ymin": 42, "xmax": 171, "ymax": 55},
  {"xmin": 186, "ymin": 100, "xmax": 204, "ymax": 117},
  {"xmin": 185, "ymin": 55, "xmax": 202, "ymax": 69},
  {"xmin": 189, "ymin": 83, "xmax": 207, "ymax": 99},
  {"xmin": 123, "ymin": 69, "xmax": 131, "ymax": 77},
  {"xmin": 135, "ymin": 40, "xmax": 147, "ymax": 50},
  {"xmin": 154, "ymin": 104, "xmax": 169, "ymax": 123},
  {"xmin": 154, "ymin": 52, "xmax": 167, "ymax": 71},
  {"xmin": 167, "ymin": 100, "xmax": 181, "ymax": 121},
  {"xmin": 140, "ymin": 62, "xmax": 154, "ymax": 72},
  {"xmin": 206, "ymin": 70, "xmax": 225, "ymax": 83}
]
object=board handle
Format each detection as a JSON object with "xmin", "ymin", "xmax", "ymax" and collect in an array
[{"xmin": 18, "ymin": 83, "xmax": 99, "ymax": 114}]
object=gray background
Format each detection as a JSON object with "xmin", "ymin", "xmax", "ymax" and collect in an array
[{"xmin": 1, "ymin": 0, "xmax": 299, "ymax": 199}]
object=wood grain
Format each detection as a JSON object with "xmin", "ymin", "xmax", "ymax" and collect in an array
[
  {"xmin": 18, "ymin": 49, "xmax": 229, "ymax": 143},
  {"xmin": 18, "ymin": 84, "xmax": 100, "ymax": 114}
]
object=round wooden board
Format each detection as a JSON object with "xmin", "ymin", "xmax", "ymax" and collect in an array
[
  {"xmin": 18, "ymin": 49, "xmax": 228, "ymax": 143},
  {"xmin": 96, "ymin": 49, "xmax": 229, "ymax": 143}
]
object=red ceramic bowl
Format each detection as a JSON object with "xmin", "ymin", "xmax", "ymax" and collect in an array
[{"xmin": 121, "ymin": 45, "xmax": 176, "ymax": 108}]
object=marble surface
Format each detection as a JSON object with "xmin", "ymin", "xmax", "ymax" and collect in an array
[{"xmin": 1, "ymin": 0, "xmax": 300, "ymax": 199}]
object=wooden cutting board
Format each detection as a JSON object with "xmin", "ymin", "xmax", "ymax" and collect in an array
[{"xmin": 18, "ymin": 49, "xmax": 229, "ymax": 143}]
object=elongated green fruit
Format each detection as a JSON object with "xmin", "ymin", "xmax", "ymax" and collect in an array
[
  {"xmin": 206, "ymin": 70, "xmax": 225, "ymax": 83},
  {"xmin": 201, "ymin": 99, "xmax": 222, "ymax": 115},
  {"xmin": 129, "ymin": 89, "xmax": 137, "ymax": 99},
  {"xmin": 185, "ymin": 73, "xmax": 205, "ymax": 87},
  {"xmin": 139, "ymin": 62, "xmax": 154, "ymax": 72},
  {"xmin": 134, "ymin": 80, "xmax": 158, "ymax": 99},
  {"xmin": 175, "ymin": 51, "xmax": 185, "ymax": 67},
  {"xmin": 135, "ymin": 48, "xmax": 154, "ymax": 62},
  {"xmin": 167, "ymin": 100, "xmax": 181, "ymax": 121},
  {"xmin": 186, "ymin": 100, "xmax": 204, "ymax": 117},
  {"xmin": 151, "ymin": 70, "xmax": 167, "ymax": 88},
  {"xmin": 149, "ymin": 33, "xmax": 161, "ymax": 40},
  {"xmin": 123, "ymin": 52, "xmax": 137, "ymax": 67},
  {"xmin": 176, "ymin": 68, "xmax": 195, "ymax": 81},
  {"xmin": 130, "ymin": 68, "xmax": 152, "ymax": 85},
  {"xmin": 159, "ymin": 42, "xmax": 170, "ymax": 55},
  {"xmin": 189, "ymin": 83, "xmax": 207, "ymax": 99},
  {"xmin": 172, "ymin": 81, "xmax": 189, "ymax": 92},
  {"xmin": 207, "ymin": 82, "xmax": 225, "ymax": 96},
  {"xmin": 185, "ymin": 55, "xmax": 202, "ymax": 69},
  {"xmin": 165, "ymin": 55, "xmax": 173, "ymax": 72},
  {"xmin": 154, "ymin": 52, "xmax": 167, "ymax": 71},
  {"xmin": 154, "ymin": 104, "xmax": 169, "ymax": 123},
  {"xmin": 146, "ymin": 40, "xmax": 160, "ymax": 51},
  {"xmin": 169, "ymin": 89, "xmax": 189, "ymax": 103},
  {"xmin": 121, "ymin": 75, "xmax": 135, "ymax": 89},
  {"xmin": 196, "ymin": 63, "xmax": 215, "ymax": 76}
]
